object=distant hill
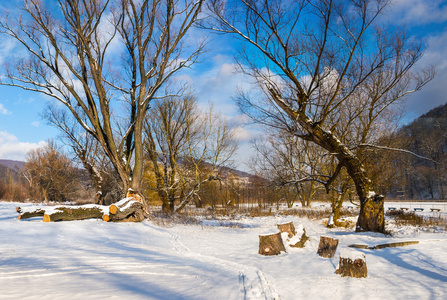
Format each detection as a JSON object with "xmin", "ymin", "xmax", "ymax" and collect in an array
[
  {"xmin": 420, "ymin": 102, "xmax": 447, "ymax": 119},
  {"xmin": 0, "ymin": 159, "xmax": 25, "ymax": 171}
]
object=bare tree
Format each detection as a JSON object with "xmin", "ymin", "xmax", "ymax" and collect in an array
[
  {"xmin": 251, "ymin": 130, "xmax": 327, "ymax": 207},
  {"xmin": 0, "ymin": 0, "xmax": 205, "ymax": 208},
  {"xmin": 205, "ymin": 0, "xmax": 434, "ymax": 232},
  {"xmin": 42, "ymin": 105, "xmax": 121, "ymax": 205},
  {"xmin": 24, "ymin": 141, "xmax": 81, "ymax": 203},
  {"xmin": 144, "ymin": 96, "xmax": 237, "ymax": 213}
]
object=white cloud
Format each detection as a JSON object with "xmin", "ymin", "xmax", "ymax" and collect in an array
[
  {"xmin": 0, "ymin": 103, "xmax": 10, "ymax": 115},
  {"xmin": 400, "ymin": 29, "xmax": 447, "ymax": 119},
  {"xmin": 185, "ymin": 54, "xmax": 255, "ymax": 117},
  {"xmin": 31, "ymin": 121, "xmax": 40, "ymax": 127},
  {"xmin": 0, "ymin": 131, "xmax": 47, "ymax": 161},
  {"xmin": 389, "ymin": 0, "xmax": 447, "ymax": 25},
  {"xmin": 233, "ymin": 126, "xmax": 251, "ymax": 142}
]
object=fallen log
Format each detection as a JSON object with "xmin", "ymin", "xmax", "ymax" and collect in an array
[
  {"xmin": 108, "ymin": 198, "xmax": 144, "ymax": 219},
  {"xmin": 104, "ymin": 209, "xmax": 145, "ymax": 222},
  {"xmin": 16, "ymin": 207, "xmax": 46, "ymax": 220},
  {"xmin": 348, "ymin": 241, "xmax": 419, "ymax": 250},
  {"xmin": 17, "ymin": 200, "xmax": 145, "ymax": 223},
  {"xmin": 43, "ymin": 205, "xmax": 106, "ymax": 222}
]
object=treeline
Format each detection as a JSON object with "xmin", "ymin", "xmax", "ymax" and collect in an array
[{"xmin": 2, "ymin": 104, "xmax": 446, "ymax": 205}]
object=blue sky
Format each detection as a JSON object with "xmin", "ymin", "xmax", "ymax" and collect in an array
[{"xmin": 0, "ymin": 0, "xmax": 446, "ymax": 169}]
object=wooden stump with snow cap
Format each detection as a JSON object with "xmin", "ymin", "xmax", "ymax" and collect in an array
[
  {"xmin": 336, "ymin": 249, "xmax": 367, "ymax": 278},
  {"xmin": 317, "ymin": 236, "xmax": 339, "ymax": 258},
  {"xmin": 277, "ymin": 221, "xmax": 296, "ymax": 238},
  {"xmin": 259, "ymin": 231, "xmax": 286, "ymax": 256}
]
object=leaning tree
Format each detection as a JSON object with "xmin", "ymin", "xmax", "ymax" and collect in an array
[
  {"xmin": 206, "ymin": 0, "xmax": 434, "ymax": 232},
  {"xmin": 0, "ymin": 0, "xmax": 205, "ymax": 209}
]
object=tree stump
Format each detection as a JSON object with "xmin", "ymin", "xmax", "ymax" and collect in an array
[
  {"xmin": 290, "ymin": 228, "xmax": 309, "ymax": 248},
  {"xmin": 277, "ymin": 221, "xmax": 296, "ymax": 238},
  {"xmin": 336, "ymin": 249, "xmax": 367, "ymax": 278},
  {"xmin": 317, "ymin": 236, "xmax": 339, "ymax": 258},
  {"xmin": 259, "ymin": 231, "xmax": 286, "ymax": 255}
]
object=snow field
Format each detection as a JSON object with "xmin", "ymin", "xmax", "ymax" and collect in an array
[{"xmin": 1, "ymin": 202, "xmax": 447, "ymax": 299}]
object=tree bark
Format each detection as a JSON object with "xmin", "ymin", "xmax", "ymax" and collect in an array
[
  {"xmin": 259, "ymin": 231, "xmax": 286, "ymax": 255},
  {"xmin": 356, "ymin": 194, "xmax": 385, "ymax": 233}
]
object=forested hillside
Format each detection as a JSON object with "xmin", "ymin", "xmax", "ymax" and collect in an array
[{"xmin": 384, "ymin": 103, "xmax": 447, "ymax": 199}]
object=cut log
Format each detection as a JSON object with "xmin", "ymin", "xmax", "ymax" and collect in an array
[
  {"xmin": 108, "ymin": 199, "xmax": 144, "ymax": 220},
  {"xmin": 16, "ymin": 207, "xmax": 46, "ymax": 220},
  {"xmin": 43, "ymin": 206, "xmax": 105, "ymax": 222},
  {"xmin": 290, "ymin": 228, "xmax": 309, "ymax": 248},
  {"xmin": 336, "ymin": 249, "xmax": 367, "ymax": 278},
  {"xmin": 317, "ymin": 236, "xmax": 339, "ymax": 258},
  {"xmin": 277, "ymin": 221, "xmax": 296, "ymax": 238},
  {"xmin": 103, "ymin": 207, "xmax": 145, "ymax": 222},
  {"xmin": 109, "ymin": 198, "xmax": 134, "ymax": 215},
  {"xmin": 259, "ymin": 231, "xmax": 286, "ymax": 256}
]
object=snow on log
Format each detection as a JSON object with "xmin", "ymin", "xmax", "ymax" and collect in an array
[
  {"xmin": 107, "ymin": 198, "xmax": 144, "ymax": 221},
  {"xmin": 16, "ymin": 200, "xmax": 145, "ymax": 223},
  {"xmin": 317, "ymin": 236, "xmax": 339, "ymax": 258},
  {"xmin": 259, "ymin": 231, "xmax": 286, "ymax": 256},
  {"xmin": 277, "ymin": 221, "xmax": 296, "ymax": 238},
  {"xmin": 336, "ymin": 249, "xmax": 367, "ymax": 278},
  {"xmin": 16, "ymin": 207, "xmax": 46, "ymax": 220},
  {"xmin": 43, "ymin": 206, "xmax": 106, "ymax": 222}
]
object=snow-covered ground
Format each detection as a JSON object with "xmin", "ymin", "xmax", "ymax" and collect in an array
[{"xmin": 1, "ymin": 201, "xmax": 447, "ymax": 299}]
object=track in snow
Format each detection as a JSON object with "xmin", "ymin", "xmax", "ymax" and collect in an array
[{"xmin": 144, "ymin": 223, "xmax": 280, "ymax": 300}]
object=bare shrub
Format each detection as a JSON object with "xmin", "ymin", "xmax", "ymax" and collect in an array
[{"xmin": 386, "ymin": 210, "xmax": 446, "ymax": 230}]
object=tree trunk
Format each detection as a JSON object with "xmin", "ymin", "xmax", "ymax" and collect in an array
[
  {"xmin": 259, "ymin": 231, "xmax": 286, "ymax": 255},
  {"xmin": 317, "ymin": 236, "xmax": 339, "ymax": 258},
  {"xmin": 356, "ymin": 194, "xmax": 385, "ymax": 233}
]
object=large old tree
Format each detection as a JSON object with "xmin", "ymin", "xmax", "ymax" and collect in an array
[
  {"xmin": 206, "ymin": 0, "xmax": 434, "ymax": 232},
  {"xmin": 0, "ymin": 0, "xmax": 204, "ymax": 208}
]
